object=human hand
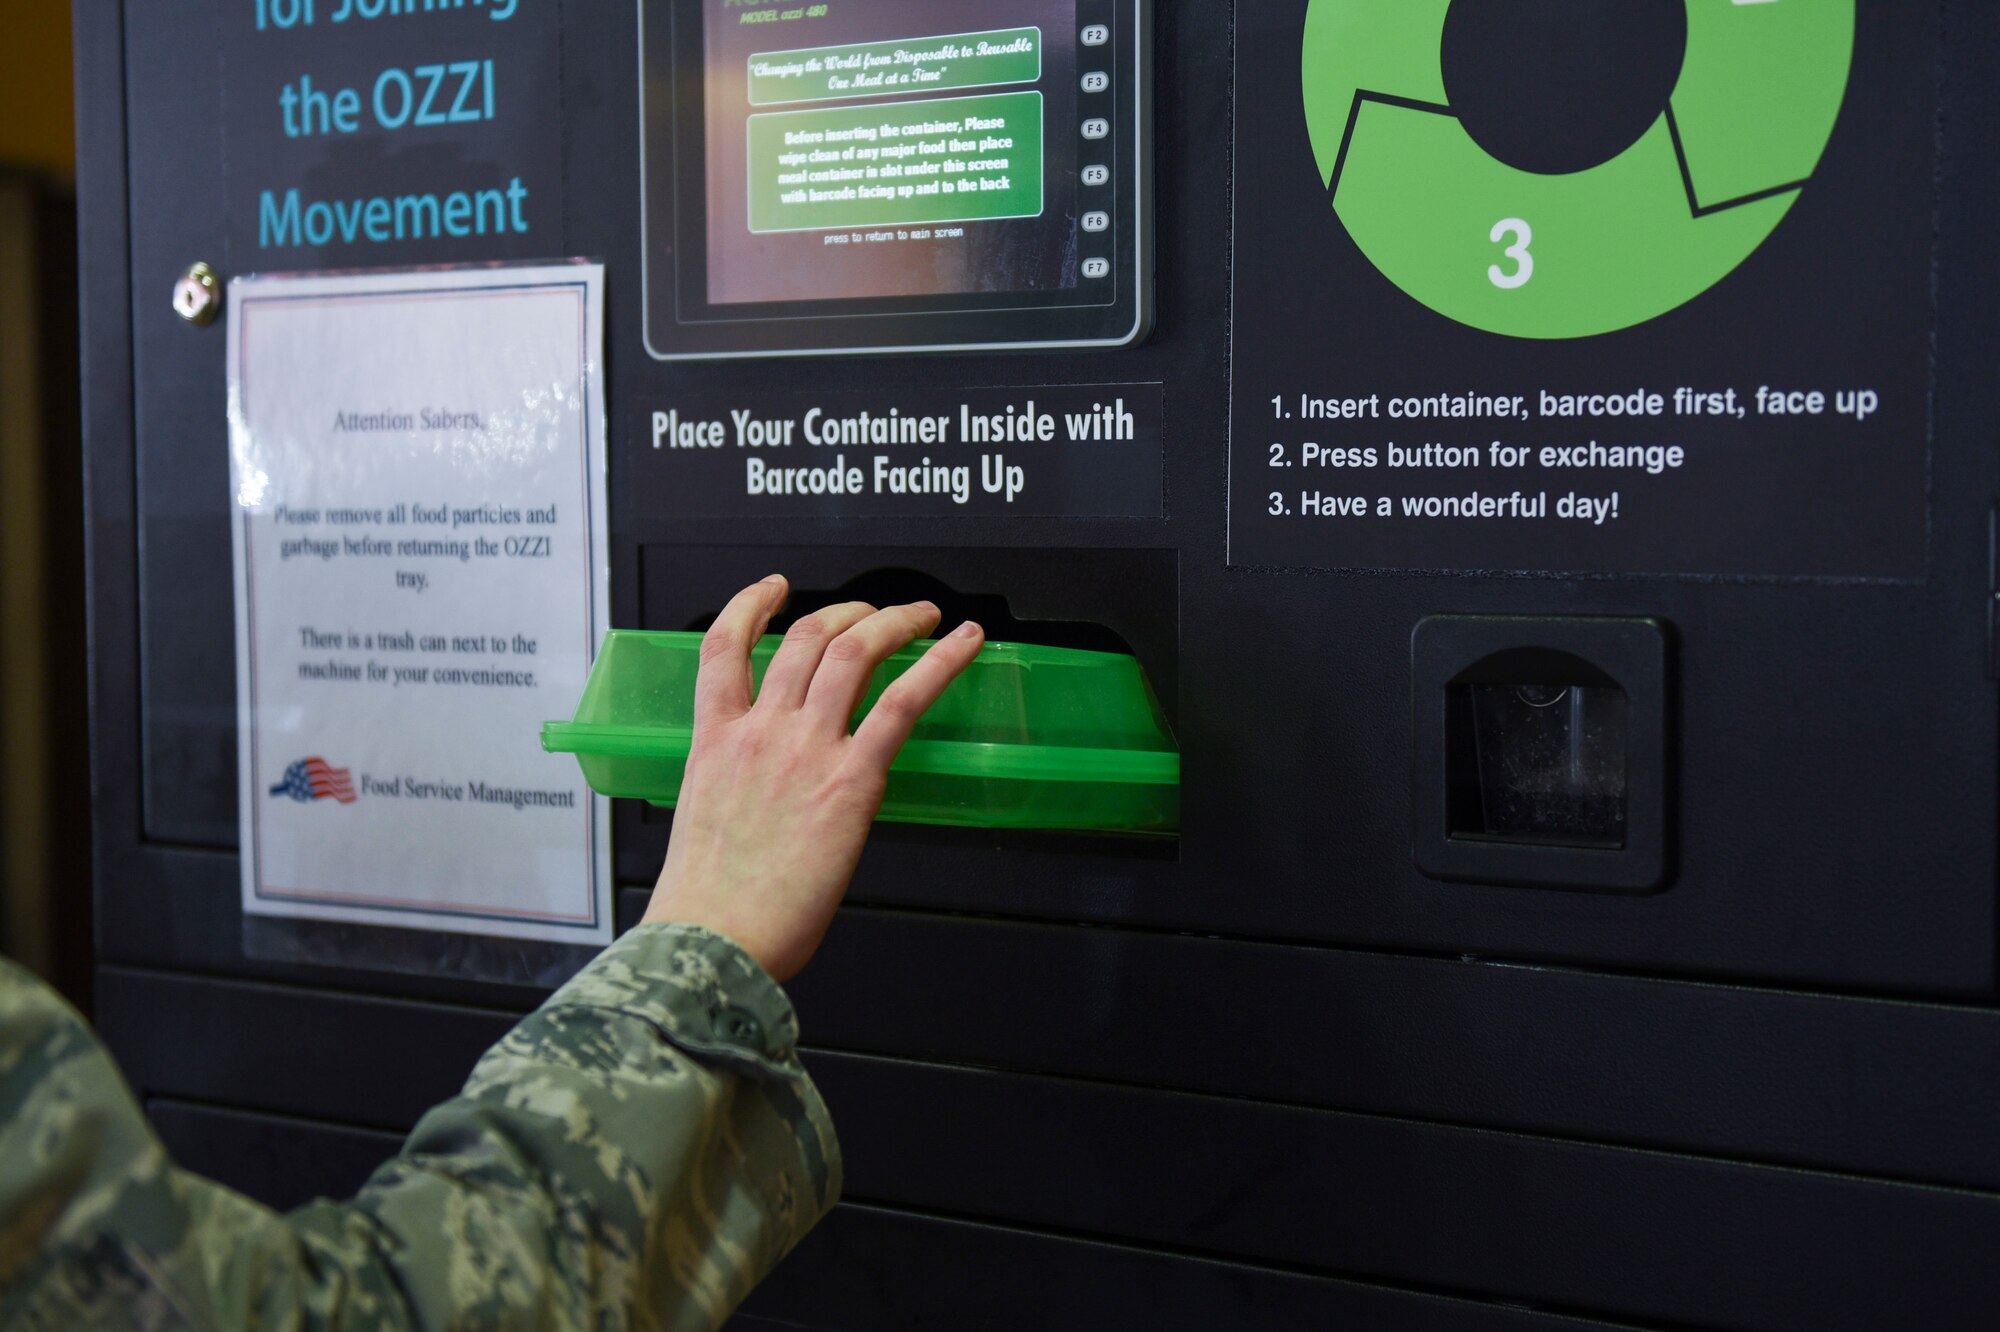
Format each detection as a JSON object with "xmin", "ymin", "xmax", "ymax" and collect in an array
[{"xmin": 642, "ymin": 576, "xmax": 985, "ymax": 982}]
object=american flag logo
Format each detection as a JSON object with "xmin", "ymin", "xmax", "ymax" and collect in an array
[{"xmin": 269, "ymin": 757, "xmax": 357, "ymax": 804}]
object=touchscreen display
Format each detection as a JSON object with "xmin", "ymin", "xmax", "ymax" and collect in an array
[
  {"xmin": 702, "ymin": 1, "xmax": 1082, "ymax": 305},
  {"xmin": 642, "ymin": 0, "xmax": 1149, "ymax": 357}
]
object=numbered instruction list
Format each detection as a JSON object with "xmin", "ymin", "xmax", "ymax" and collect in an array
[{"xmin": 1226, "ymin": 1, "xmax": 1933, "ymax": 579}]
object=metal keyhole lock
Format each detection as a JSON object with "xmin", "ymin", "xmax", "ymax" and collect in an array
[{"xmin": 173, "ymin": 262, "xmax": 222, "ymax": 326}]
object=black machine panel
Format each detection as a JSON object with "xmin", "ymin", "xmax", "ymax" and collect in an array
[
  {"xmin": 113, "ymin": 0, "xmax": 1998, "ymax": 998},
  {"xmin": 101, "ymin": 966, "xmax": 2000, "ymax": 1331},
  {"xmin": 79, "ymin": 0, "xmax": 2000, "ymax": 1325}
]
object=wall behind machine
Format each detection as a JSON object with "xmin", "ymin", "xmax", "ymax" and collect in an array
[
  {"xmin": 78, "ymin": 2, "xmax": 2000, "ymax": 1328},
  {"xmin": 0, "ymin": 0, "xmax": 89, "ymax": 1007}
]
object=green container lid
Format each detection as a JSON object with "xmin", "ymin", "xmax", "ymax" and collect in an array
[{"xmin": 543, "ymin": 630, "xmax": 1180, "ymax": 834}]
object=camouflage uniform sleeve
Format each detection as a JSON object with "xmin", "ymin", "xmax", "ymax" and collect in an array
[{"xmin": 0, "ymin": 922, "xmax": 840, "ymax": 1332}]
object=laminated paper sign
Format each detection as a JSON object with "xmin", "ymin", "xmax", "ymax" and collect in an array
[{"xmin": 228, "ymin": 263, "xmax": 611, "ymax": 943}]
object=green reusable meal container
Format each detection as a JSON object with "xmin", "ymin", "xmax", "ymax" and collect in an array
[{"xmin": 542, "ymin": 629, "xmax": 1179, "ymax": 834}]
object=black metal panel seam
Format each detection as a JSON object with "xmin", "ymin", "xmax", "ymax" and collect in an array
[
  {"xmin": 111, "ymin": 848, "xmax": 2000, "ymax": 1013},
  {"xmin": 96, "ymin": 965, "xmax": 2000, "ymax": 1199},
  {"xmin": 826, "ymin": 1199, "xmax": 1676, "ymax": 1332},
  {"xmin": 826, "ymin": 900, "xmax": 2000, "ymax": 1012},
  {"xmin": 114, "ymin": 1090, "xmax": 1672, "ymax": 1331},
  {"xmin": 78, "ymin": 0, "xmax": 145, "ymax": 869},
  {"xmin": 122, "ymin": 0, "xmax": 203, "ymax": 855},
  {"xmin": 804, "ymin": 1046, "xmax": 2000, "ymax": 1203},
  {"xmin": 98, "ymin": 963, "xmax": 529, "ymax": 1021},
  {"xmin": 143, "ymin": 1093, "xmax": 405, "ymax": 1142}
]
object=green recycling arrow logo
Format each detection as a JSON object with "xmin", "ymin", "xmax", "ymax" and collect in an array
[{"xmin": 1302, "ymin": 0, "xmax": 1855, "ymax": 339}]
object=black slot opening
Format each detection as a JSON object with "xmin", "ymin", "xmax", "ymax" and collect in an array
[
  {"xmin": 686, "ymin": 566, "xmax": 1136, "ymax": 658},
  {"xmin": 1412, "ymin": 616, "xmax": 1669, "ymax": 894},
  {"xmin": 633, "ymin": 544, "xmax": 1182, "ymax": 855},
  {"xmin": 1445, "ymin": 650, "xmax": 1629, "ymax": 850},
  {"xmin": 642, "ymin": 544, "xmax": 1179, "ymax": 728}
]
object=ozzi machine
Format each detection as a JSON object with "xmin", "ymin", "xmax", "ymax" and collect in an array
[{"xmin": 81, "ymin": 1, "xmax": 2000, "ymax": 1326}]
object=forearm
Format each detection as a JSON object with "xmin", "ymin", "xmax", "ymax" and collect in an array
[
  {"xmin": 305, "ymin": 922, "xmax": 841, "ymax": 1330},
  {"xmin": 0, "ymin": 927, "xmax": 840, "ymax": 1332}
]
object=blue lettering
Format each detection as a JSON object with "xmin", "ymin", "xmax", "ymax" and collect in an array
[
  {"xmin": 303, "ymin": 201, "xmax": 335, "ymax": 246},
  {"xmin": 272, "ymin": 0, "xmax": 517, "ymax": 26},
  {"xmin": 341, "ymin": 198, "xmax": 368, "ymax": 241},
  {"xmin": 447, "ymin": 61, "xmax": 481, "ymax": 123},
  {"xmin": 261, "ymin": 0, "xmax": 315, "ymax": 29},
  {"xmin": 373, "ymin": 68, "xmax": 412, "ymax": 128},
  {"xmin": 441, "ymin": 191, "xmax": 472, "ymax": 236},
  {"xmin": 394, "ymin": 193, "xmax": 439, "ymax": 237},
  {"xmin": 259, "ymin": 189, "xmax": 302, "ymax": 247},
  {"xmin": 414, "ymin": 64, "xmax": 447, "ymax": 127},
  {"xmin": 256, "ymin": 181, "xmax": 528, "ymax": 247},
  {"xmin": 473, "ymin": 187, "xmax": 505, "ymax": 233}
]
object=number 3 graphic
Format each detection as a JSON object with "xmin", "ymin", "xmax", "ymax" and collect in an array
[{"xmin": 1488, "ymin": 218, "xmax": 1534, "ymax": 290}]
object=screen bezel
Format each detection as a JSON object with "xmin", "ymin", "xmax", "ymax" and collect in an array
[{"xmin": 639, "ymin": 0, "xmax": 1151, "ymax": 359}]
